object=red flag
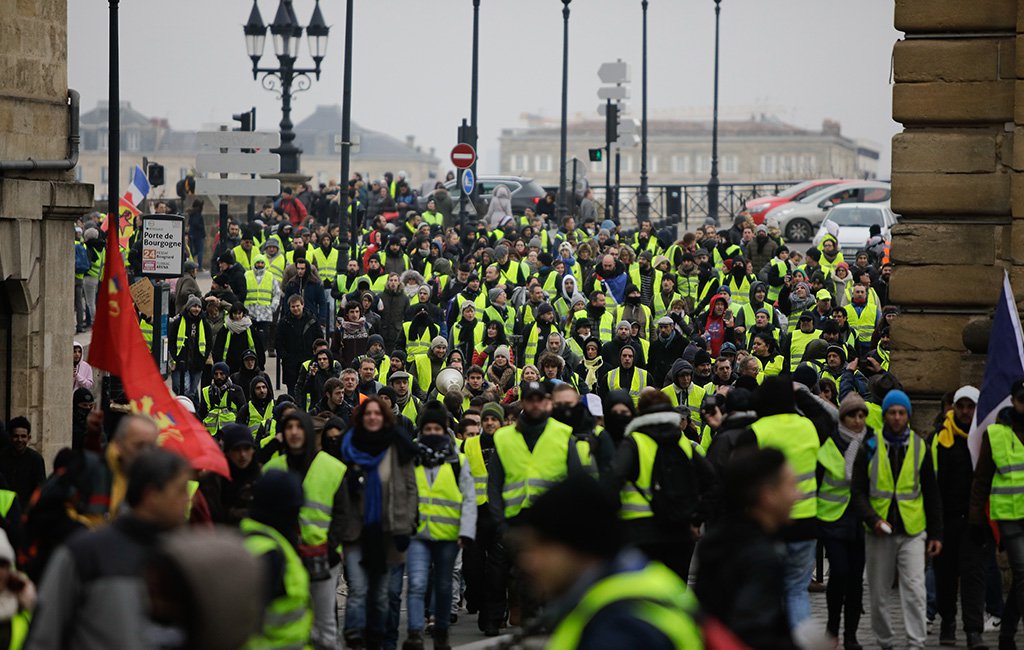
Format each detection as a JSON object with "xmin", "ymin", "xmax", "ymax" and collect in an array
[{"xmin": 90, "ymin": 218, "xmax": 229, "ymax": 478}]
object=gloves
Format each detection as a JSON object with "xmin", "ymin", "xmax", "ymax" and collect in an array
[{"xmin": 393, "ymin": 534, "xmax": 410, "ymax": 552}]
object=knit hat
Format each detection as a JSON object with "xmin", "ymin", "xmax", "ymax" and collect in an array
[
  {"xmin": 882, "ymin": 389, "xmax": 913, "ymax": 416},
  {"xmin": 537, "ymin": 303, "xmax": 554, "ymax": 317},
  {"xmin": 652, "ymin": 255, "xmax": 669, "ymax": 268},
  {"xmin": 83, "ymin": 227, "xmax": 99, "ymax": 242},
  {"xmin": 417, "ymin": 400, "xmax": 449, "ymax": 430},
  {"xmin": 481, "ymin": 402, "xmax": 504, "ymax": 421},
  {"xmin": 515, "ymin": 474, "xmax": 621, "ymax": 559},
  {"xmin": 494, "ymin": 245, "xmax": 509, "ymax": 259},
  {"xmin": 212, "ymin": 362, "xmax": 230, "ymax": 375},
  {"xmin": 494, "ymin": 345, "xmax": 511, "ymax": 361},
  {"xmin": 488, "ymin": 287, "xmax": 506, "ymax": 304},
  {"xmin": 220, "ymin": 423, "xmax": 255, "ymax": 450},
  {"xmin": 529, "ymin": 237, "xmax": 542, "ymax": 249},
  {"xmin": 249, "ymin": 470, "xmax": 304, "ymax": 525},
  {"xmin": 184, "ymin": 260, "xmax": 198, "ymax": 272},
  {"xmin": 793, "ymin": 364, "xmax": 819, "ymax": 390},
  {"xmin": 184, "ymin": 294, "xmax": 203, "ymax": 311},
  {"xmin": 839, "ymin": 393, "xmax": 868, "ymax": 419},
  {"xmin": 430, "ymin": 336, "xmax": 448, "ymax": 350},
  {"xmin": 367, "ymin": 334, "xmax": 384, "ymax": 348},
  {"xmin": 694, "ymin": 349, "xmax": 712, "ymax": 366},
  {"xmin": 639, "ymin": 250, "xmax": 654, "ymax": 261}
]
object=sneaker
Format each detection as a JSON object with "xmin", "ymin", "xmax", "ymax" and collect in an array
[
  {"xmin": 482, "ymin": 625, "xmax": 500, "ymax": 637},
  {"xmin": 987, "ymin": 615, "xmax": 1003, "ymax": 632}
]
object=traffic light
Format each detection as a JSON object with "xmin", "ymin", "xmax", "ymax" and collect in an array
[
  {"xmin": 588, "ymin": 148, "xmax": 603, "ymax": 162},
  {"xmin": 605, "ymin": 102, "xmax": 619, "ymax": 145},
  {"xmin": 147, "ymin": 163, "xmax": 165, "ymax": 187},
  {"xmin": 232, "ymin": 107, "xmax": 256, "ymax": 132}
]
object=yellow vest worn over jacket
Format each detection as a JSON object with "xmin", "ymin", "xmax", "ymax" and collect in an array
[
  {"xmin": 493, "ymin": 420, "xmax": 574, "ymax": 519},
  {"xmin": 264, "ymin": 451, "xmax": 346, "ymax": 547},
  {"xmin": 240, "ymin": 518, "xmax": 313, "ymax": 650},
  {"xmin": 987, "ymin": 423, "xmax": 1024, "ymax": 521},
  {"xmin": 415, "ymin": 457, "xmax": 465, "ymax": 541},
  {"xmin": 752, "ymin": 413, "xmax": 820, "ymax": 520},
  {"xmin": 867, "ymin": 429, "xmax": 927, "ymax": 535}
]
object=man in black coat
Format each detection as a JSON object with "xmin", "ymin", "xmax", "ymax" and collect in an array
[
  {"xmin": 275, "ymin": 294, "xmax": 324, "ymax": 396},
  {"xmin": 216, "ymin": 251, "xmax": 248, "ymax": 303},
  {"xmin": 648, "ymin": 317, "xmax": 686, "ymax": 388}
]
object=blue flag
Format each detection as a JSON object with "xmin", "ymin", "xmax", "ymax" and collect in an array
[{"xmin": 969, "ymin": 271, "xmax": 1024, "ymax": 465}]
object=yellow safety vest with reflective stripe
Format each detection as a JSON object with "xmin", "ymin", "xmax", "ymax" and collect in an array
[
  {"xmin": 413, "ymin": 354, "xmax": 438, "ymax": 394},
  {"xmin": 867, "ymin": 429, "xmax": 926, "ymax": 535},
  {"xmin": 661, "ymin": 383, "xmax": 705, "ymax": 426},
  {"xmin": 789, "ymin": 329, "xmax": 819, "ymax": 372},
  {"xmin": 877, "ymin": 346, "xmax": 890, "ymax": 372},
  {"xmin": 844, "ymin": 302, "xmax": 878, "ymax": 344},
  {"xmin": 415, "ymin": 457, "xmax": 465, "ymax": 541},
  {"xmin": 310, "ymin": 247, "xmax": 340, "ymax": 286},
  {"xmin": 607, "ymin": 367, "xmax": 648, "ymax": 406},
  {"xmin": 464, "ymin": 435, "xmax": 489, "ymax": 506},
  {"xmin": 816, "ymin": 437, "xmax": 851, "ymax": 522},
  {"xmin": 86, "ymin": 247, "xmax": 105, "ymax": 278},
  {"xmin": 493, "ymin": 419, "xmax": 574, "ymax": 519},
  {"xmin": 175, "ymin": 317, "xmax": 206, "ymax": 359},
  {"xmin": 767, "ymin": 259, "xmax": 788, "ymax": 302},
  {"xmin": 200, "ymin": 386, "xmax": 234, "ymax": 435},
  {"xmin": 613, "ymin": 304, "xmax": 653, "ymax": 340},
  {"xmin": 225, "ymin": 329, "xmax": 256, "ymax": 357},
  {"xmin": 233, "ymin": 244, "xmax": 257, "ymax": 271},
  {"xmin": 403, "ymin": 322, "xmax": 436, "ymax": 360},
  {"xmin": 652, "ymin": 291, "xmax": 682, "ymax": 321},
  {"xmin": 244, "ymin": 270, "xmax": 274, "ymax": 309},
  {"xmin": 723, "ymin": 274, "xmax": 753, "ymax": 307},
  {"xmin": 988, "ymin": 423, "xmax": 1024, "ymax": 520},
  {"xmin": 547, "ymin": 561, "xmax": 703, "ymax": 650},
  {"xmin": 355, "ymin": 273, "xmax": 389, "ymax": 293},
  {"xmin": 266, "ymin": 254, "xmax": 286, "ymax": 283},
  {"xmin": 264, "ymin": 451, "xmax": 346, "ymax": 547},
  {"xmin": 619, "ymin": 431, "xmax": 693, "ymax": 520},
  {"xmin": 399, "ymin": 396, "xmax": 421, "ymax": 423},
  {"xmin": 485, "ymin": 305, "xmax": 515, "ymax": 338},
  {"xmin": 451, "ymin": 319, "xmax": 485, "ymax": 355},
  {"xmin": 752, "ymin": 413, "xmax": 819, "ymax": 519},
  {"xmin": 140, "ymin": 319, "xmax": 153, "ymax": 349},
  {"xmin": 240, "ymin": 518, "xmax": 313, "ymax": 650},
  {"xmin": 247, "ymin": 401, "xmax": 274, "ymax": 432}
]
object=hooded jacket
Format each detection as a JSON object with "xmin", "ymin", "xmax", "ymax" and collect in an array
[
  {"xmin": 283, "ymin": 264, "xmax": 327, "ymax": 327},
  {"xmin": 379, "ymin": 283, "xmax": 410, "ymax": 352},
  {"xmin": 698, "ymin": 295, "xmax": 734, "ymax": 358}
]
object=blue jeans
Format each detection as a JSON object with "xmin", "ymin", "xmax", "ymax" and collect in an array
[
  {"xmin": 343, "ymin": 544, "xmax": 390, "ymax": 637},
  {"xmin": 784, "ymin": 539, "xmax": 817, "ymax": 629},
  {"xmin": 407, "ymin": 539, "xmax": 460, "ymax": 633},
  {"xmin": 172, "ymin": 367, "xmax": 202, "ymax": 402},
  {"xmin": 383, "ymin": 563, "xmax": 405, "ymax": 650}
]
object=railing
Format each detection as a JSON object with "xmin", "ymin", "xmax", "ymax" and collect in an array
[{"xmin": 544, "ymin": 181, "xmax": 801, "ymax": 233}]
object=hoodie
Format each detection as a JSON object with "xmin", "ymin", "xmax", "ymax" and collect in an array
[{"xmin": 700, "ymin": 295, "xmax": 733, "ymax": 357}]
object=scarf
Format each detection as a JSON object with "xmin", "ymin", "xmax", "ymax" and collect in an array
[
  {"xmin": 883, "ymin": 425, "xmax": 910, "ymax": 447},
  {"xmin": 836, "ymin": 424, "xmax": 866, "ymax": 481},
  {"xmin": 582, "ymin": 357, "xmax": 603, "ymax": 390},
  {"xmin": 936, "ymin": 409, "xmax": 969, "ymax": 448},
  {"xmin": 341, "ymin": 431, "xmax": 387, "ymax": 525},
  {"xmin": 225, "ymin": 316, "xmax": 252, "ymax": 334},
  {"xmin": 417, "ymin": 435, "xmax": 457, "ymax": 468},
  {"xmin": 341, "ymin": 317, "xmax": 367, "ymax": 337}
]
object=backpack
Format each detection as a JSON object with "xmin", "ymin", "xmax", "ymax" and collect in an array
[
  {"xmin": 75, "ymin": 243, "xmax": 90, "ymax": 274},
  {"xmin": 638, "ymin": 436, "xmax": 699, "ymax": 532}
]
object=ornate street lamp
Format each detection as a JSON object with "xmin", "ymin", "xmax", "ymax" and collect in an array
[{"xmin": 243, "ymin": 0, "xmax": 329, "ymax": 175}]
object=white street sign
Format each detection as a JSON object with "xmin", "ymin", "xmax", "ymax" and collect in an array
[
  {"xmin": 597, "ymin": 86, "xmax": 629, "ymax": 101},
  {"xmin": 140, "ymin": 215, "xmax": 185, "ymax": 278},
  {"xmin": 619, "ymin": 117, "xmax": 641, "ymax": 136},
  {"xmin": 195, "ymin": 178, "xmax": 281, "ymax": 197},
  {"xmin": 195, "ymin": 131, "xmax": 281, "ymax": 149},
  {"xmin": 196, "ymin": 152, "xmax": 281, "ymax": 174},
  {"xmin": 598, "ymin": 61, "xmax": 631, "ymax": 85},
  {"xmin": 333, "ymin": 134, "xmax": 362, "ymax": 154},
  {"xmin": 598, "ymin": 102, "xmax": 628, "ymax": 117}
]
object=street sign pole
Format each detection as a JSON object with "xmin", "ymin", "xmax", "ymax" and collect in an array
[
  {"xmin": 614, "ymin": 146, "xmax": 621, "ymax": 223},
  {"xmin": 218, "ymin": 125, "xmax": 229, "ymax": 248},
  {"xmin": 458, "ymin": 120, "xmax": 468, "ymax": 236},
  {"xmin": 605, "ymin": 99, "xmax": 612, "ymax": 221},
  {"xmin": 571, "ymin": 158, "xmax": 578, "ymax": 218}
]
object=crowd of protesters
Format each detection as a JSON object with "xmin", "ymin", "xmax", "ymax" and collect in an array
[{"xmin": 31, "ymin": 171, "xmax": 1021, "ymax": 650}]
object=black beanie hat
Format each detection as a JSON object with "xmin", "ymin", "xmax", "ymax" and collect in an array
[
  {"xmin": 417, "ymin": 400, "xmax": 448, "ymax": 431},
  {"xmin": 515, "ymin": 474, "xmax": 622, "ymax": 559},
  {"xmin": 756, "ymin": 375, "xmax": 796, "ymax": 417},
  {"xmin": 249, "ymin": 470, "xmax": 304, "ymax": 528},
  {"xmin": 220, "ymin": 423, "xmax": 254, "ymax": 451}
]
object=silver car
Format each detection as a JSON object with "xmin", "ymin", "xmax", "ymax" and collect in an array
[{"xmin": 765, "ymin": 180, "xmax": 891, "ymax": 242}]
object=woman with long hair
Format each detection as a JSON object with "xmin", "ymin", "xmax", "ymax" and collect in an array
[{"xmin": 338, "ymin": 397, "xmax": 418, "ymax": 649}]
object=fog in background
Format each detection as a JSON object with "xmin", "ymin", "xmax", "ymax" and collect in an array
[{"xmin": 68, "ymin": 0, "xmax": 900, "ymax": 178}]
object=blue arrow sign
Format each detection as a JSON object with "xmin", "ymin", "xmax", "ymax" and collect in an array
[{"xmin": 462, "ymin": 168, "xmax": 475, "ymax": 196}]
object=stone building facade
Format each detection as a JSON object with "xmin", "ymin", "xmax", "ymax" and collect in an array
[
  {"xmin": 77, "ymin": 102, "xmax": 441, "ymax": 201},
  {"xmin": 889, "ymin": 0, "xmax": 1024, "ymax": 429},
  {"xmin": 0, "ymin": 0, "xmax": 94, "ymax": 461},
  {"xmin": 499, "ymin": 115, "xmax": 880, "ymax": 186}
]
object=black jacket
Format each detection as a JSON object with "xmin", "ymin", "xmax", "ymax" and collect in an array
[{"xmin": 275, "ymin": 308, "xmax": 324, "ymax": 386}]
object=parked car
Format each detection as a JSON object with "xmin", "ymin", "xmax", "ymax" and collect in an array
[
  {"xmin": 812, "ymin": 203, "xmax": 899, "ymax": 255},
  {"xmin": 416, "ymin": 175, "xmax": 548, "ymax": 215},
  {"xmin": 765, "ymin": 180, "xmax": 891, "ymax": 242},
  {"xmin": 743, "ymin": 179, "xmax": 846, "ymax": 224}
]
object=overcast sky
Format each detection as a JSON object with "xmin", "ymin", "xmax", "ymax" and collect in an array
[{"xmin": 68, "ymin": 0, "xmax": 900, "ymax": 177}]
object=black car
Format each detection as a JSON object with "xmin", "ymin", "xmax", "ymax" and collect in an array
[{"xmin": 416, "ymin": 175, "xmax": 547, "ymax": 216}]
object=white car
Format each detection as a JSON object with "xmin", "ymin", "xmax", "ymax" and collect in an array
[
  {"xmin": 765, "ymin": 180, "xmax": 891, "ymax": 242},
  {"xmin": 812, "ymin": 203, "xmax": 899, "ymax": 256}
]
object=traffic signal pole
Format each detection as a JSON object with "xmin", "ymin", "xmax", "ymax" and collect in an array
[{"xmin": 605, "ymin": 99, "xmax": 612, "ymax": 222}]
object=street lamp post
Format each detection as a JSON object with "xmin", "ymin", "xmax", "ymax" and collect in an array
[
  {"xmin": 469, "ymin": 0, "xmax": 481, "ymax": 211},
  {"xmin": 339, "ymin": 0, "xmax": 355, "ymax": 257},
  {"xmin": 707, "ymin": 0, "xmax": 722, "ymax": 225},
  {"xmin": 243, "ymin": 0, "xmax": 329, "ymax": 175},
  {"xmin": 636, "ymin": 0, "xmax": 651, "ymax": 223},
  {"xmin": 557, "ymin": 0, "xmax": 572, "ymax": 222}
]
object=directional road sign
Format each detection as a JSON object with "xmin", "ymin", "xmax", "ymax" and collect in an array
[
  {"xmin": 461, "ymin": 168, "xmax": 475, "ymax": 195},
  {"xmin": 598, "ymin": 102, "xmax": 628, "ymax": 117},
  {"xmin": 598, "ymin": 86, "xmax": 629, "ymax": 101},
  {"xmin": 598, "ymin": 61, "xmax": 631, "ymax": 85},
  {"xmin": 194, "ymin": 178, "xmax": 281, "ymax": 197},
  {"xmin": 451, "ymin": 143, "xmax": 477, "ymax": 169},
  {"xmin": 195, "ymin": 131, "xmax": 281, "ymax": 149},
  {"xmin": 196, "ymin": 152, "xmax": 280, "ymax": 174}
]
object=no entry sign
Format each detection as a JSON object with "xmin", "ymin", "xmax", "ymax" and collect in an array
[{"xmin": 450, "ymin": 143, "xmax": 476, "ymax": 169}]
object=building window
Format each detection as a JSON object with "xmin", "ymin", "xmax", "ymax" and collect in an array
[
  {"xmin": 179, "ymin": 167, "xmax": 189, "ymax": 180},
  {"xmin": 97, "ymin": 130, "xmax": 108, "ymax": 151},
  {"xmin": 125, "ymin": 130, "xmax": 140, "ymax": 152},
  {"xmin": 760, "ymin": 155, "xmax": 777, "ymax": 176},
  {"xmin": 650, "ymin": 155, "xmax": 659, "ymax": 174},
  {"xmin": 696, "ymin": 155, "xmax": 710, "ymax": 175},
  {"xmin": 534, "ymin": 154, "xmax": 555, "ymax": 172},
  {"xmin": 544, "ymin": 154, "xmax": 553, "ymax": 172},
  {"xmin": 101, "ymin": 166, "xmax": 108, "ymax": 183},
  {"xmin": 671, "ymin": 155, "xmax": 690, "ymax": 174},
  {"xmin": 723, "ymin": 156, "xmax": 738, "ymax": 174}
]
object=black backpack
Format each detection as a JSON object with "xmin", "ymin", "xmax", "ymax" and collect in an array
[{"xmin": 637, "ymin": 437, "xmax": 699, "ymax": 531}]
